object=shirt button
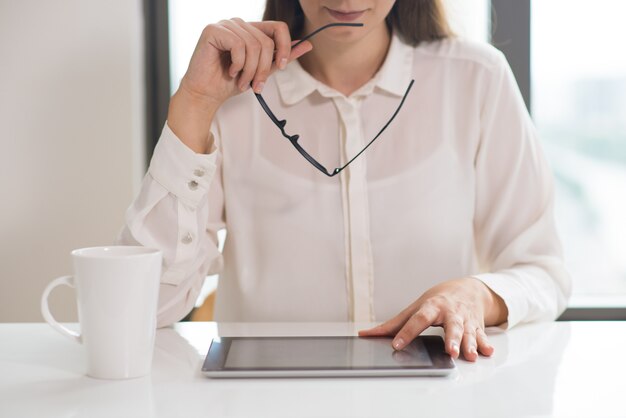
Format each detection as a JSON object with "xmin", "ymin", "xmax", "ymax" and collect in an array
[
  {"xmin": 181, "ymin": 233, "xmax": 193, "ymax": 245},
  {"xmin": 188, "ymin": 180, "xmax": 199, "ymax": 191},
  {"xmin": 193, "ymin": 168, "xmax": 205, "ymax": 177}
]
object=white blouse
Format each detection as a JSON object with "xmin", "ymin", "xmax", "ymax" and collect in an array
[{"xmin": 118, "ymin": 33, "xmax": 571, "ymax": 328}]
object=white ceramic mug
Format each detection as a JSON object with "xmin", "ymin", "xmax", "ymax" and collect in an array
[{"xmin": 41, "ymin": 246, "xmax": 162, "ymax": 379}]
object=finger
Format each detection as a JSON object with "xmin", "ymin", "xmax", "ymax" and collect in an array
[
  {"xmin": 232, "ymin": 18, "xmax": 275, "ymax": 93},
  {"xmin": 357, "ymin": 324, "xmax": 387, "ymax": 337},
  {"xmin": 204, "ymin": 25, "xmax": 246, "ymax": 78},
  {"xmin": 460, "ymin": 322, "xmax": 478, "ymax": 362},
  {"xmin": 288, "ymin": 39, "xmax": 313, "ymax": 61},
  {"xmin": 442, "ymin": 314, "xmax": 464, "ymax": 359},
  {"xmin": 476, "ymin": 327, "xmax": 494, "ymax": 357},
  {"xmin": 392, "ymin": 306, "xmax": 439, "ymax": 351},
  {"xmin": 358, "ymin": 305, "xmax": 418, "ymax": 337},
  {"xmin": 250, "ymin": 21, "xmax": 292, "ymax": 70},
  {"xmin": 221, "ymin": 19, "xmax": 261, "ymax": 91}
]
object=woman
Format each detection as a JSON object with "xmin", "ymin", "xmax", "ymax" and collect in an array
[{"xmin": 119, "ymin": 0, "xmax": 571, "ymax": 362}]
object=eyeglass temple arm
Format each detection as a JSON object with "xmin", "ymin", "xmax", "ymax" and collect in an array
[
  {"xmin": 292, "ymin": 79, "xmax": 415, "ymax": 178},
  {"xmin": 254, "ymin": 78, "xmax": 415, "ymax": 178},
  {"xmin": 289, "ymin": 138, "xmax": 335, "ymax": 176},
  {"xmin": 254, "ymin": 22, "xmax": 413, "ymax": 178},
  {"xmin": 333, "ymin": 79, "xmax": 415, "ymax": 175},
  {"xmin": 251, "ymin": 23, "xmax": 364, "ymax": 90},
  {"xmin": 252, "ymin": 22, "xmax": 366, "ymax": 177},
  {"xmin": 254, "ymin": 93, "xmax": 334, "ymax": 176},
  {"xmin": 292, "ymin": 22, "xmax": 364, "ymax": 48},
  {"xmin": 252, "ymin": 23, "xmax": 366, "ymax": 136},
  {"xmin": 254, "ymin": 93, "xmax": 283, "ymax": 127}
]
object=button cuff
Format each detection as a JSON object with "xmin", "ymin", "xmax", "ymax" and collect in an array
[{"xmin": 148, "ymin": 122, "xmax": 218, "ymax": 207}]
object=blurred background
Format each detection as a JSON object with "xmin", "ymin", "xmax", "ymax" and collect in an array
[{"xmin": 1, "ymin": 0, "xmax": 624, "ymax": 323}]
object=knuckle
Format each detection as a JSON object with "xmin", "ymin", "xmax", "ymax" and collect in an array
[
  {"xmin": 412, "ymin": 310, "xmax": 431, "ymax": 323},
  {"xmin": 242, "ymin": 66, "xmax": 255, "ymax": 77},
  {"xmin": 202, "ymin": 23, "xmax": 216, "ymax": 36},
  {"xmin": 420, "ymin": 299, "xmax": 438, "ymax": 311},
  {"xmin": 255, "ymin": 74, "xmax": 269, "ymax": 83},
  {"xmin": 424, "ymin": 302, "xmax": 442, "ymax": 317},
  {"xmin": 463, "ymin": 328, "xmax": 477, "ymax": 338},
  {"xmin": 428, "ymin": 295, "xmax": 448, "ymax": 308},
  {"xmin": 234, "ymin": 39, "xmax": 246, "ymax": 50},
  {"xmin": 276, "ymin": 22, "xmax": 290, "ymax": 40},
  {"xmin": 249, "ymin": 40, "xmax": 261, "ymax": 54},
  {"xmin": 448, "ymin": 315, "xmax": 464, "ymax": 329},
  {"xmin": 261, "ymin": 38, "xmax": 274, "ymax": 50},
  {"xmin": 397, "ymin": 326, "xmax": 413, "ymax": 340}
]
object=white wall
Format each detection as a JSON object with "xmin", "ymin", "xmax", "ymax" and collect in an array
[{"xmin": 0, "ymin": 0, "xmax": 145, "ymax": 322}]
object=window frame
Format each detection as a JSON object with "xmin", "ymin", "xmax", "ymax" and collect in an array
[
  {"xmin": 145, "ymin": 0, "xmax": 626, "ymax": 321},
  {"xmin": 144, "ymin": 0, "xmax": 170, "ymax": 163}
]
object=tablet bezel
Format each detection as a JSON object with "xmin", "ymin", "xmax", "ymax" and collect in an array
[{"xmin": 202, "ymin": 336, "xmax": 456, "ymax": 378}]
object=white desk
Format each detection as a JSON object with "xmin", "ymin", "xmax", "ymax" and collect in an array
[{"xmin": 1, "ymin": 321, "xmax": 625, "ymax": 418}]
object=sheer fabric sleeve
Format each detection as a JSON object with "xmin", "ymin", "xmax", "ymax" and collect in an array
[
  {"xmin": 471, "ymin": 52, "xmax": 572, "ymax": 329},
  {"xmin": 117, "ymin": 122, "xmax": 225, "ymax": 327}
]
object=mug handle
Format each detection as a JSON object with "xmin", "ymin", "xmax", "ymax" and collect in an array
[{"xmin": 40, "ymin": 275, "xmax": 82, "ymax": 344}]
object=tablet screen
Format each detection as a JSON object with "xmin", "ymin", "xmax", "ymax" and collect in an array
[
  {"xmin": 223, "ymin": 337, "xmax": 433, "ymax": 369},
  {"xmin": 203, "ymin": 336, "xmax": 455, "ymax": 377}
]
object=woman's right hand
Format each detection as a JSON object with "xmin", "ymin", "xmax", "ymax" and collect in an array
[
  {"xmin": 183, "ymin": 18, "xmax": 312, "ymax": 102},
  {"xmin": 168, "ymin": 18, "xmax": 313, "ymax": 153}
]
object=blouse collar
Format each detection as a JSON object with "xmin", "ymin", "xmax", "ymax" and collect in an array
[{"xmin": 274, "ymin": 32, "xmax": 415, "ymax": 105}]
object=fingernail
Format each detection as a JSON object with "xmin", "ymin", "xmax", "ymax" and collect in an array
[
  {"xmin": 279, "ymin": 58, "xmax": 287, "ymax": 70},
  {"xmin": 451, "ymin": 342, "xmax": 459, "ymax": 354},
  {"xmin": 470, "ymin": 346, "xmax": 477, "ymax": 355},
  {"xmin": 392, "ymin": 338, "xmax": 405, "ymax": 350},
  {"xmin": 255, "ymin": 81, "xmax": 265, "ymax": 93}
]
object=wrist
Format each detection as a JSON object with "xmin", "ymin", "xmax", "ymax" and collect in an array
[
  {"xmin": 177, "ymin": 78, "xmax": 223, "ymax": 111},
  {"xmin": 167, "ymin": 86, "xmax": 220, "ymax": 154},
  {"xmin": 471, "ymin": 278, "xmax": 508, "ymax": 327}
]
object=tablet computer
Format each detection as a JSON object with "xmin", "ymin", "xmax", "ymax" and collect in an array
[{"xmin": 202, "ymin": 336, "xmax": 455, "ymax": 378}]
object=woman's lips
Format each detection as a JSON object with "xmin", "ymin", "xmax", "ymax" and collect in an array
[{"xmin": 325, "ymin": 7, "xmax": 366, "ymax": 22}]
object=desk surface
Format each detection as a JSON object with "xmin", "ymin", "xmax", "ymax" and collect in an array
[{"xmin": 0, "ymin": 321, "xmax": 625, "ymax": 418}]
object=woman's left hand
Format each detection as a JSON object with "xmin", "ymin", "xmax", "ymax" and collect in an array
[{"xmin": 358, "ymin": 278, "xmax": 508, "ymax": 362}]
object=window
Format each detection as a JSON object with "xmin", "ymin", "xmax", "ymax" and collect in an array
[
  {"xmin": 444, "ymin": 0, "xmax": 490, "ymax": 43},
  {"xmin": 531, "ymin": 0, "xmax": 626, "ymax": 308}
]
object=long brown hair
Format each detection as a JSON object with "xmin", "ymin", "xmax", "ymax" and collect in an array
[{"xmin": 262, "ymin": 0, "xmax": 453, "ymax": 46}]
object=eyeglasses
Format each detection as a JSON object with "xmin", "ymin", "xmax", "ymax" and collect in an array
[{"xmin": 254, "ymin": 23, "xmax": 415, "ymax": 177}]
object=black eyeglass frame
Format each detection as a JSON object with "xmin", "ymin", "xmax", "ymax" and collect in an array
[{"xmin": 253, "ymin": 23, "xmax": 415, "ymax": 177}]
